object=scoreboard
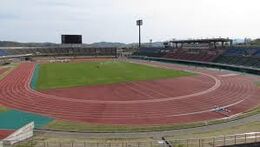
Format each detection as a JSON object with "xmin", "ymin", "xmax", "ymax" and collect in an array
[{"xmin": 61, "ymin": 35, "xmax": 82, "ymax": 44}]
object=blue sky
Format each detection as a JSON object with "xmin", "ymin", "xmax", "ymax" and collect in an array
[{"xmin": 0, "ymin": 0, "xmax": 260, "ymax": 43}]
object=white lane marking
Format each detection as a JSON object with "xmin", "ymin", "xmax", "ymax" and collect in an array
[{"xmin": 219, "ymin": 74, "xmax": 239, "ymax": 77}]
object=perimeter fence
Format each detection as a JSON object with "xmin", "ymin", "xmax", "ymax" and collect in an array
[{"xmin": 8, "ymin": 132, "xmax": 260, "ymax": 147}]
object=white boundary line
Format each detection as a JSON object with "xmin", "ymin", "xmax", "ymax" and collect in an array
[{"xmin": 26, "ymin": 63, "xmax": 222, "ymax": 104}]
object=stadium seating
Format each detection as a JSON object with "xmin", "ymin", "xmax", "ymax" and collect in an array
[
  {"xmin": 254, "ymin": 50, "xmax": 260, "ymax": 57},
  {"xmin": 136, "ymin": 47, "xmax": 220, "ymax": 62},
  {"xmin": 0, "ymin": 49, "xmax": 8, "ymax": 56},
  {"xmin": 134, "ymin": 46, "xmax": 260, "ymax": 68},
  {"xmin": 133, "ymin": 47, "xmax": 167, "ymax": 57},
  {"xmin": 223, "ymin": 47, "xmax": 259, "ymax": 57},
  {"xmin": 213, "ymin": 47, "xmax": 260, "ymax": 68},
  {"xmin": 0, "ymin": 47, "xmax": 117, "ymax": 57},
  {"xmin": 214, "ymin": 56, "xmax": 260, "ymax": 68},
  {"xmin": 164, "ymin": 48, "xmax": 224, "ymax": 62}
]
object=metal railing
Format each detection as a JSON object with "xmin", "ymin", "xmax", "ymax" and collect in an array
[
  {"xmin": 10, "ymin": 132, "xmax": 260, "ymax": 147},
  {"xmin": 168, "ymin": 132, "xmax": 260, "ymax": 147}
]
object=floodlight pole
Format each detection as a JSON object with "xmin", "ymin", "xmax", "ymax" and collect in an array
[
  {"xmin": 139, "ymin": 25, "xmax": 141, "ymax": 47},
  {"xmin": 136, "ymin": 20, "xmax": 143, "ymax": 48}
]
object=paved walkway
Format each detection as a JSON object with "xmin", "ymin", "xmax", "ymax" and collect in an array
[{"xmin": 35, "ymin": 114, "xmax": 260, "ymax": 139}]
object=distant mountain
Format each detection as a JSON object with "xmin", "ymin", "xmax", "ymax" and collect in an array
[
  {"xmin": 232, "ymin": 39, "xmax": 245, "ymax": 45},
  {"xmin": 0, "ymin": 41, "xmax": 165, "ymax": 48},
  {"xmin": 251, "ymin": 39, "xmax": 260, "ymax": 45},
  {"xmin": 142, "ymin": 42, "xmax": 164, "ymax": 47},
  {"xmin": 126, "ymin": 42, "xmax": 164, "ymax": 48},
  {"xmin": 0, "ymin": 41, "xmax": 58, "ymax": 47},
  {"xmin": 88, "ymin": 41, "xmax": 164, "ymax": 48},
  {"xmin": 88, "ymin": 42, "xmax": 126, "ymax": 48},
  {"xmin": 232, "ymin": 38, "xmax": 260, "ymax": 46}
]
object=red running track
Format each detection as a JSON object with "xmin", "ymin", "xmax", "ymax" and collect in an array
[
  {"xmin": 0, "ymin": 130, "xmax": 14, "ymax": 140},
  {"xmin": 0, "ymin": 61, "xmax": 259, "ymax": 125}
]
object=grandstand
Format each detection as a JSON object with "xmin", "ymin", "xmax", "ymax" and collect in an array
[
  {"xmin": 215, "ymin": 46, "xmax": 260, "ymax": 68},
  {"xmin": 163, "ymin": 38, "xmax": 231, "ymax": 63},
  {"xmin": 0, "ymin": 50, "xmax": 8, "ymax": 56},
  {"xmin": 0, "ymin": 46, "xmax": 117, "ymax": 66},
  {"xmin": 135, "ymin": 38, "xmax": 260, "ymax": 69},
  {"xmin": 133, "ymin": 47, "xmax": 168, "ymax": 57},
  {"xmin": 0, "ymin": 46, "xmax": 117, "ymax": 57},
  {"xmin": 164, "ymin": 48, "xmax": 225, "ymax": 62}
]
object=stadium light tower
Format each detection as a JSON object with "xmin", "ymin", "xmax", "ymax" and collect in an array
[{"xmin": 136, "ymin": 19, "xmax": 143, "ymax": 48}]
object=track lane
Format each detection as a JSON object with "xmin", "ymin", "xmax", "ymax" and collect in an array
[{"xmin": 0, "ymin": 62, "xmax": 258, "ymax": 124}]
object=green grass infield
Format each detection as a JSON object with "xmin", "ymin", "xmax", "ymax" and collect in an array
[{"xmin": 36, "ymin": 61, "xmax": 193, "ymax": 90}]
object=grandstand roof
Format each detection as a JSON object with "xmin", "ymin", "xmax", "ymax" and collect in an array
[{"xmin": 170, "ymin": 38, "xmax": 232, "ymax": 44}]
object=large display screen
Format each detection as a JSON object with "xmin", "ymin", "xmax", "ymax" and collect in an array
[{"xmin": 61, "ymin": 35, "xmax": 82, "ymax": 44}]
